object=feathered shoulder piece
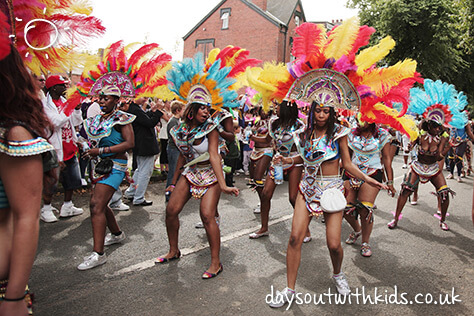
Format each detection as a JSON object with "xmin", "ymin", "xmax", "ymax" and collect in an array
[
  {"xmin": 275, "ymin": 17, "xmax": 420, "ymax": 140},
  {"xmin": 409, "ymin": 79, "xmax": 468, "ymax": 129},
  {"xmin": 167, "ymin": 46, "xmax": 260, "ymax": 112},
  {"xmin": 66, "ymin": 40, "xmax": 172, "ymax": 115},
  {"xmin": 1, "ymin": 0, "xmax": 105, "ymax": 74}
]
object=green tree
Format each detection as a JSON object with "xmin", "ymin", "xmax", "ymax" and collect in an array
[{"xmin": 349, "ymin": 0, "xmax": 474, "ymax": 112}]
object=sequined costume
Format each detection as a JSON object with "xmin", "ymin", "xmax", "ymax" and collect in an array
[
  {"xmin": 83, "ymin": 110, "xmax": 135, "ymax": 188},
  {"xmin": 295, "ymin": 124, "xmax": 350, "ymax": 217},
  {"xmin": 170, "ymin": 119, "xmax": 219, "ymax": 199},
  {"xmin": 345, "ymin": 126, "xmax": 390, "ymax": 189},
  {"xmin": 0, "ymin": 123, "xmax": 55, "ymax": 209},
  {"xmin": 249, "ymin": 118, "xmax": 273, "ymax": 160},
  {"xmin": 268, "ymin": 117, "xmax": 305, "ymax": 179}
]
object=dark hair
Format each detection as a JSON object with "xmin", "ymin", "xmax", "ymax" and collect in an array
[
  {"xmin": 304, "ymin": 100, "xmax": 336, "ymax": 145},
  {"xmin": 273, "ymin": 100, "xmax": 298, "ymax": 130},
  {"xmin": 183, "ymin": 102, "xmax": 204, "ymax": 125},
  {"xmin": 421, "ymin": 119, "xmax": 442, "ymax": 134},
  {"xmin": 0, "ymin": 45, "xmax": 52, "ymax": 139},
  {"xmin": 354, "ymin": 122, "xmax": 378, "ymax": 138}
]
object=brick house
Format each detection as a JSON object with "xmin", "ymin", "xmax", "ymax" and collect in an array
[{"xmin": 183, "ymin": 0, "xmax": 307, "ymax": 63}]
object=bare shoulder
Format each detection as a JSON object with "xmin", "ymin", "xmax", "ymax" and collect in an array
[{"xmin": 6, "ymin": 125, "xmax": 35, "ymax": 142}]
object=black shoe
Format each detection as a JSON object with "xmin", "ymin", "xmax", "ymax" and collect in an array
[{"xmin": 133, "ymin": 200, "xmax": 153, "ymax": 206}]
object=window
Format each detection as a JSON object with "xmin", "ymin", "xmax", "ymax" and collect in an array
[
  {"xmin": 195, "ymin": 39, "xmax": 215, "ymax": 58},
  {"xmin": 295, "ymin": 16, "xmax": 300, "ymax": 26},
  {"xmin": 220, "ymin": 8, "xmax": 231, "ymax": 30}
]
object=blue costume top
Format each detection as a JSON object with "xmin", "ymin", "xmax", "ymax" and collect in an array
[
  {"xmin": 295, "ymin": 124, "xmax": 350, "ymax": 166},
  {"xmin": 269, "ymin": 117, "xmax": 305, "ymax": 157},
  {"xmin": 348, "ymin": 126, "xmax": 390, "ymax": 174}
]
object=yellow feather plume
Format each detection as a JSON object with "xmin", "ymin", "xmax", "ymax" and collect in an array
[
  {"xmin": 324, "ymin": 16, "xmax": 360, "ymax": 60},
  {"xmin": 206, "ymin": 48, "xmax": 220, "ymax": 67},
  {"xmin": 360, "ymin": 59, "xmax": 417, "ymax": 95},
  {"xmin": 68, "ymin": 1, "xmax": 94, "ymax": 15},
  {"xmin": 355, "ymin": 36, "xmax": 395, "ymax": 75}
]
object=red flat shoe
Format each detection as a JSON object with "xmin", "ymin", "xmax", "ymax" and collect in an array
[
  {"xmin": 155, "ymin": 251, "xmax": 181, "ymax": 264},
  {"xmin": 202, "ymin": 264, "xmax": 223, "ymax": 279}
]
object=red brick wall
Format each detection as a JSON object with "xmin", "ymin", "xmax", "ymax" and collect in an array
[{"xmin": 183, "ymin": 0, "xmax": 283, "ymax": 63}]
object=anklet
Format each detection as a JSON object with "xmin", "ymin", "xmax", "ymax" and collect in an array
[{"xmin": 2, "ymin": 294, "xmax": 26, "ymax": 301}]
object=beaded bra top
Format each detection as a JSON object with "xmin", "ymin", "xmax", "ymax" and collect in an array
[
  {"xmin": 295, "ymin": 124, "xmax": 350, "ymax": 166},
  {"xmin": 348, "ymin": 127, "xmax": 390, "ymax": 173},
  {"xmin": 84, "ymin": 110, "xmax": 135, "ymax": 142},
  {"xmin": 170, "ymin": 119, "xmax": 217, "ymax": 163},
  {"xmin": 269, "ymin": 117, "xmax": 305, "ymax": 157}
]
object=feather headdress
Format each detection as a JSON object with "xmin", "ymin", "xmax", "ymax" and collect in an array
[
  {"xmin": 273, "ymin": 17, "xmax": 420, "ymax": 139},
  {"xmin": 409, "ymin": 79, "xmax": 468, "ymax": 129},
  {"xmin": 167, "ymin": 46, "xmax": 260, "ymax": 112},
  {"xmin": 66, "ymin": 40, "xmax": 172, "ymax": 115},
  {"xmin": 1, "ymin": 0, "xmax": 105, "ymax": 74}
]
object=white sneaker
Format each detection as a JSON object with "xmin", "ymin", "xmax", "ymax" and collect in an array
[
  {"xmin": 104, "ymin": 232, "xmax": 126, "ymax": 246},
  {"xmin": 77, "ymin": 252, "xmax": 107, "ymax": 270},
  {"xmin": 59, "ymin": 204, "xmax": 84, "ymax": 218},
  {"xmin": 446, "ymin": 174, "xmax": 454, "ymax": 179},
  {"xmin": 81, "ymin": 178, "xmax": 87, "ymax": 186},
  {"xmin": 268, "ymin": 287, "xmax": 295, "ymax": 308},
  {"xmin": 110, "ymin": 202, "xmax": 130, "ymax": 211},
  {"xmin": 333, "ymin": 272, "xmax": 351, "ymax": 295},
  {"xmin": 195, "ymin": 216, "xmax": 220, "ymax": 229},
  {"xmin": 253, "ymin": 206, "xmax": 261, "ymax": 214},
  {"xmin": 402, "ymin": 164, "xmax": 408, "ymax": 169},
  {"xmin": 40, "ymin": 207, "xmax": 58, "ymax": 223}
]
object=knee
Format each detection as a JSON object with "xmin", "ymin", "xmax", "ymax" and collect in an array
[
  {"xmin": 327, "ymin": 242, "xmax": 342, "ymax": 255},
  {"xmin": 261, "ymin": 188, "xmax": 273, "ymax": 202},
  {"xmin": 200, "ymin": 214, "xmax": 214, "ymax": 226},
  {"xmin": 165, "ymin": 205, "xmax": 180, "ymax": 219},
  {"xmin": 288, "ymin": 233, "xmax": 303, "ymax": 248},
  {"xmin": 89, "ymin": 199, "xmax": 103, "ymax": 216},
  {"xmin": 289, "ymin": 195, "xmax": 297, "ymax": 207}
]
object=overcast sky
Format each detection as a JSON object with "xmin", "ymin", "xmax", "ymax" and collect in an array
[{"xmin": 87, "ymin": 0, "xmax": 358, "ymax": 59}]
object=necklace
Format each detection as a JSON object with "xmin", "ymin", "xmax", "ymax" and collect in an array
[{"xmin": 101, "ymin": 108, "xmax": 118, "ymax": 121}]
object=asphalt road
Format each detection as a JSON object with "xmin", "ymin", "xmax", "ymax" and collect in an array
[{"xmin": 30, "ymin": 156, "xmax": 474, "ymax": 315}]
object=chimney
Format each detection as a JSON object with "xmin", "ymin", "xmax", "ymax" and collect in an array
[{"xmin": 252, "ymin": 0, "xmax": 267, "ymax": 11}]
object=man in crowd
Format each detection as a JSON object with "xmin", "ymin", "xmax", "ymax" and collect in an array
[{"xmin": 41, "ymin": 75, "xmax": 84, "ymax": 222}]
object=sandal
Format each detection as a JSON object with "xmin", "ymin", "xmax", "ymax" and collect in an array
[
  {"xmin": 360, "ymin": 242, "xmax": 372, "ymax": 257},
  {"xmin": 202, "ymin": 264, "xmax": 223, "ymax": 279},
  {"xmin": 155, "ymin": 250, "xmax": 181, "ymax": 264},
  {"xmin": 387, "ymin": 219, "xmax": 398, "ymax": 229},
  {"xmin": 439, "ymin": 221, "xmax": 449, "ymax": 231},
  {"xmin": 345, "ymin": 231, "xmax": 361, "ymax": 244}
]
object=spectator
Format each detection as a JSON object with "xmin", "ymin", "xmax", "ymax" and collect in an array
[
  {"xmin": 158, "ymin": 100, "xmax": 171, "ymax": 175},
  {"xmin": 123, "ymin": 97, "xmax": 164, "ymax": 206},
  {"xmin": 41, "ymin": 75, "xmax": 84, "ymax": 222},
  {"xmin": 165, "ymin": 100, "xmax": 185, "ymax": 202}
]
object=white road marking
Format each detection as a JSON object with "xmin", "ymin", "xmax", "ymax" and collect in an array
[{"xmin": 105, "ymin": 214, "xmax": 293, "ymax": 278}]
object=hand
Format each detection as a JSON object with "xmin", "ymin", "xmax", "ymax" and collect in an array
[
  {"xmin": 59, "ymin": 161, "xmax": 66, "ymax": 170},
  {"xmin": 387, "ymin": 184, "xmax": 396, "ymax": 197},
  {"xmin": 272, "ymin": 154, "xmax": 283, "ymax": 165},
  {"xmin": 165, "ymin": 185, "xmax": 175, "ymax": 193},
  {"xmin": 365, "ymin": 176, "xmax": 388, "ymax": 190},
  {"xmin": 222, "ymin": 186, "xmax": 239, "ymax": 196},
  {"xmin": 82, "ymin": 148, "xmax": 100, "ymax": 159}
]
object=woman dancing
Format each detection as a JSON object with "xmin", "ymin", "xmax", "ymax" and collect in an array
[
  {"xmin": 248, "ymin": 100, "xmax": 307, "ymax": 240},
  {"xmin": 388, "ymin": 79, "xmax": 468, "ymax": 231}
]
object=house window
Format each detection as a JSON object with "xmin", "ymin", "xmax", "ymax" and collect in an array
[
  {"xmin": 220, "ymin": 8, "xmax": 231, "ymax": 30},
  {"xmin": 295, "ymin": 16, "xmax": 300, "ymax": 26},
  {"xmin": 195, "ymin": 39, "xmax": 215, "ymax": 58}
]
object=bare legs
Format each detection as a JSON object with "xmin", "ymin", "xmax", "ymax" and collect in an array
[
  {"xmin": 161, "ymin": 176, "xmax": 222, "ymax": 273},
  {"xmin": 89, "ymin": 183, "xmax": 118, "ymax": 254}
]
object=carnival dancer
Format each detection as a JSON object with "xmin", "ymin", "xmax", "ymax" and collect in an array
[
  {"xmin": 248, "ymin": 100, "xmax": 307, "ymax": 239},
  {"xmin": 156, "ymin": 47, "xmax": 255, "ymax": 278},
  {"xmin": 446, "ymin": 125, "xmax": 474, "ymax": 182},
  {"xmin": 268, "ymin": 18, "xmax": 418, "ymax": 307},
  {"xmin": 343, "ymin": 122, "xmax": 395, "ymax": 256},
  {"xmin": 0, "ymin": 44, "xmax": 56, "ymax": 316},
  {"xmin": 66, "ymin": 41, "xmax": 172, "ymax": 270},
  {"xmin": 78, "ymin": 85, "xmax": 135, "ymax": 270},
  {"xmin": 388, "ymin": 79, "xmax": 468, "ymax": 231}
]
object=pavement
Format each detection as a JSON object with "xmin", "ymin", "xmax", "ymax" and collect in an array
[{"xmin": 31, "ymin": 156, "xmax": 474, "ymax": 315}]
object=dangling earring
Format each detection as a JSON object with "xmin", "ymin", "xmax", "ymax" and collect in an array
[{"xmin": 187, "ymin": 111, "xmax": 194, "ymax": 120}]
